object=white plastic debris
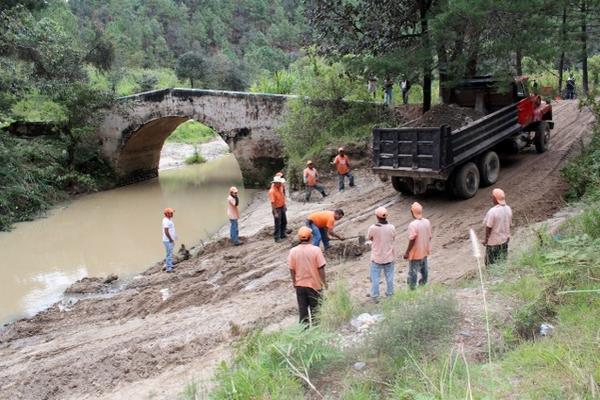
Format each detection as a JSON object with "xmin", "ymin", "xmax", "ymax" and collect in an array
[
  {"xmin": 353, "ymin": 361, "xmax": 366, "ymax": 371},
  {"xmin": 539, "ymin": 323, "xmax": 555, "ymax": 336},
  {"xmin": 350, "ymin": 313, "xmax": 383, "ymax": 331}
]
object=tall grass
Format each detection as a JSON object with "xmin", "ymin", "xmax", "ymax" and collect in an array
[
  {"xmin": 318, "ymin": 280, "xmax": 355, "ymax": 331},
  {"xmin": 211, "ymin": 325, "xmax": 339, "ymax": 399}
]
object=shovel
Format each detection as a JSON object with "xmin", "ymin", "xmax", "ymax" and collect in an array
[{"xmin": 331, "ymin": 235, "xmax": 366, "ymax": 245}]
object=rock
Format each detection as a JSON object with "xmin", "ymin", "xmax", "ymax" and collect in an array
[
  {"xmin": 353, "ymin": 361, "xmax": 366, "ymax": 371},
  {"xmin": 64, "ymin": 277, "xmax": 107, "ymax": 295},
  {"xmin": 459, "ymin": 331, "xmax": 473, "ymax": 338},
  {"xmin": 159, "ymin": 288, "xmax": 171, "ymax": 301},
  {"xmin": 103, "ymin": 274, "xmax": 118, "ymax": 284},
  {"xmin": 350, "ymin": 313, "xmax": 383, "ymax": 331}
]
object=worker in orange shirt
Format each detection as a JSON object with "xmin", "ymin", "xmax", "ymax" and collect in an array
[
  {"xmin": 272, "ymin": 171, "xmax": 288, "ymax": 237},
  {"xmin": 288, "ymin": 226, "xmax": 327, "ymax": 325},
  {"xmin": 303, "ymin": 160, "xmax": 327, "ymax": 202},
  {"xmin": 403, "ymin": 202, "xmax": 432, "ymax": 289},
  {"xmin": 331, "ymin": 147, "xmax": 355, "ymax": 192},
  {"xmin": 306, "ymin": 209, "xmax": 345, "ymax": 250},
  {"xmin": 269, "ymin": 176, "xmax": 287, "ymax": 242},
  {"xmin": 482, "ymin": 188, "xmax": 512, "ymax": 265}
]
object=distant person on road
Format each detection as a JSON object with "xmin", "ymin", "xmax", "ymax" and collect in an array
[
  {"xmin": 303, "ymin": 160, "xmax": 327, "ymax": 202},
  {"xmin": 367, "ymin": 207, "xmax": 396, "ymax": 302},
  {"xmin": 367, "ymin": 76, "xmax": 378, "ymax": 99},
  {"xmin": 269, "ymin": 176, "xmax": 287, "ymax": 242},
  {"xmin": 227, "ymin": 186, "xmax": 241, "ymax": 246},
  {"xmin": 162, "ymin": 208, "xmax": 177, "ymax": 273},
  {"xmin": 531, "ymin": 79, "xmax": 539, "ymax": 95},
  {"xmin": 566, "ymin": 74, "xmax": 576, "ymax": 99},
  {"xmin": 306, "ymin": 209, "xmax": 345, "ymax": 250},
  {"xmin": 401, "ymin": 78, "xmax": 411, "ymax": 105},
  {"xmin": 482, "ymin": 188, "xmax": 512, "ymax": 265},
  {"xmin": 404, "ymin": 202, "xmax": 432, "ymax": 289},
  {"xmin": 383, "ymin": 76, "xmax": 394, "ymax": 107},
  {"xmin": 288, "ymin": 227, "xmax": 327, "ymax": 326},
  {"xmin": 332, "ymin": 147, "xmax": 355, "ymax": 192}
]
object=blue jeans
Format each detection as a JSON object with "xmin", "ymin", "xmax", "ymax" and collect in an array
[
  {"xmin": 230, "ymin": 219, "xmax": 240, "ymax": 244},
  {"xmin": 338, "ymin": 172, "xmax": 355, "ymax": 190},
  {"xmin": 408, "ymin": 257, "xmax": 428, "ymax": 289},
  {"xmin": 384, "ymin": 90, "xmax": 393, "ymax": 106},
  {"xmin": 306, "ymin": 221, "xmax": 330, "ymax": 249},
  {"xmin": 370, "ymin": 262, "xmax": 395, "ymax": 298},
  {"xmin": 273, "ymin": 207, "xmax": 286, "ymax": 241},
  {"xmin": 163, "ymin": 241, "xmax": 174, "ymax": 271}
]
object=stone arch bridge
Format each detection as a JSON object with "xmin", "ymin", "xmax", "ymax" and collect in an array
[{"xmin": 98, "ymin": 88, "xmax": 290, "ymax": 187}]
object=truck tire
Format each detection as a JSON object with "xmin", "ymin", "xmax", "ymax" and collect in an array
[
  {"xmin": 478, "ymin": 151, "xmax": 500, "ymax": 187},
  {"xmin": 453, "ymin": 162, "xmax": 480, "ymax": 199},
  {"xmin": 535, "ymin": 121, "xmax": 550, "ymax": 153},
  {"xmin": 391, "ymin": 177, "xmax": 414, "ymax": 194}
]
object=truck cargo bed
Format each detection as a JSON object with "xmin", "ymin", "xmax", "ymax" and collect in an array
[{"xmin": 372, "ymin": 103, "xmax": 521, "ymax": 179}]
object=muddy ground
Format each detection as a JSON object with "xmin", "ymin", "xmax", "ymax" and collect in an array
[{"xmin": 0, "ymin": 100, "xmax": 594, "ymax": 400}]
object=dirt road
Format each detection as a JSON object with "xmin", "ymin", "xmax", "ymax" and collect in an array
[{"xmin": 0, "ymin": 100, "xmax": 594, "ymax": 400}]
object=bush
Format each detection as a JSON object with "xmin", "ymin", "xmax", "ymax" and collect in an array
[
  {"xmin": 368, "ymin": 288, "xmax": 459, "ymax": 370},
  {"xmin": 318, "ymin": 281, "xmax": 354, "ymax": 331},
  {"xmin": 185, "ymin": 147, "xmax": 206, "ymax": 165},
  {"xmin": 211, "ymin": 325, "xmax": 339, "ymax": 399}
]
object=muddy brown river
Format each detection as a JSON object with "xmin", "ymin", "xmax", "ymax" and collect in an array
[{"xmin": 0, "ymin": 154, "xmax": 254, "ymax": 323}]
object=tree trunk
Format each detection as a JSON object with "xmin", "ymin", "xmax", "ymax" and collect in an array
[
  {"xmin": 437, "ymin": 44, "xmax": 450, "ymax": 104},
  {"xmin": 420, "ymin": 0, "xmax": 432, "ymax": 113},
  {"xmin": 190, "ymin": 78, "xmax": 194, "ymax": 88},
  {"xmin": 558, "ymin": 6, "xmax": 567, "ymax": 94},
  {"xmin": 515, "ymin": 48, "xmax": 523, "ymax": 76},
  {"xmin": 581, "ymin": 0, "xmax": 589, "ymax": 95}
]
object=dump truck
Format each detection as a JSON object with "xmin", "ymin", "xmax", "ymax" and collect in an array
[{"xmin": 372, "ymin": 76, "xmax": 554, "ymax": 199}]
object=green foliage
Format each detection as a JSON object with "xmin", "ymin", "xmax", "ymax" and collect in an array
[
  {"xmin": 167, "ymin": 120, "xmax": 216, "ymax": 144},
  {"xmin": 175, "ymin": 51, "xmax": 206, "ymax": 88},
  {"xmin": 368, "ymin": 288, "xmax": 460, "ymax": 370},
  {"xmin": 211, "ymin": 325, "xmax": 339, "ymax": 399},
  {"xmin": 10, "ymin": 91, "xmax": 67, "ymax": 122},
  {"xmin": 184, "ymin": 148, "xmax": 206, "ymax": 165},
  {"xmin": 318, "ymin": 281, "xmax": 355, "ymax": 331},
  {"xmin": 134, "ymin": 73, "xmax": 158, "ymax": 92}
]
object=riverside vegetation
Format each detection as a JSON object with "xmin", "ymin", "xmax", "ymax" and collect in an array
[{"xmin": 180, "ymin": 101, "xmax": 600, "ymax": 399}]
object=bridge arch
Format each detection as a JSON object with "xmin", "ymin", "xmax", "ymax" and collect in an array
[{"xmin": 98, "ymin": 88, "xmax": 289, "ymax": 186}]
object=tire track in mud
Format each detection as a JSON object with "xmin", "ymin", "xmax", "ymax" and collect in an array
[{"xmin": 0, "ymin": 100, "xmax": 594, "ymax": 400}]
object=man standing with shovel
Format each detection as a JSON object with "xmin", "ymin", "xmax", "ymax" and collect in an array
[{"xmin": 367, "ymin": 207, "xmax": 396, "ymax": 302}]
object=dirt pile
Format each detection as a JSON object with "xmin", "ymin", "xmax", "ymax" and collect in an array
[{"xmin": 405, "ymin": 104, "xmax": 485, "ymax": 130}]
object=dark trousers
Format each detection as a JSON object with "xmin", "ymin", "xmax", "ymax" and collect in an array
[
  {"xmin": 485, "ymin": 242, "xmax": 508, "ymax": 265},
  {"xmin": 295, "ymin": 286, "xmax": 321, "ymax": 325},
  {"xmin": 273, "ymin": 207, "xmax": 286, "ymax": 241}
]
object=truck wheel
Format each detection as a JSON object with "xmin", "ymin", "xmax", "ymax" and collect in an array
[
  {"xmin": 535, "ymin": 121, "xmax": 550, "ymax": 153},
  {"xmin": 478, "ymin": 151, "xmax": 500, "ymax": 187},
  {"xmin": 453, "ymin": 162, "xmax": 480, "ymax": 199},
  {"xmin": 391, "ymin": 177, "xmax": 413, "ymax": 194}
]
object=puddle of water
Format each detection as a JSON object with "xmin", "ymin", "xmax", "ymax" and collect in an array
[{"xmin": 0, "ymin": 154, "xmax": 254, "ymax": 323}]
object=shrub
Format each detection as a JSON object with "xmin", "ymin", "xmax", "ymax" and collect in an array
[
  {"xmin": 211, "ymin": 325, "xmax": 339, "ymax": 399},
  {"xmin": 368, "ymin": 288, "xmax": 459, "ymax": 369},
  {"xmin": 318, "ymin": 280, "xmax": 354, "ymax": 331},
  {"xmin": 185, "ymin": 147, "xmax": 206, "ymax": 165}
]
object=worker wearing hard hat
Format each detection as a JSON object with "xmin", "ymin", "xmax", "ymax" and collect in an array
[
  {"xmin": 227, "ymin": 186, "xmax": 241, "ymax": 246},
  {"xmin": 367, "ymin": 207, "xmax": 396, "ymax": 302},
  {"xmin": 306, "ymin": 209, "xmax": 345, "ymax": 250},
  {"xmin": 269, "ymin": 175, "xmax": 287, "ymax": 242},
  {"xmin": 288, "ymin": 227, "xmax": 327, "ymax": 325},
  {"xmin": 332, "ymin": 147, "xmax": 355, "ymax": 192},
  {"xmin": 162, "ymin": 208, "xmax": 177, "ymax": 273},
  {"xmin": 303, "ymin": 160, "xmax": 327, "ymax": 202},
  {"xmin": 404, "ymin": 202, "xmax": 432, "ymax": 289},
  {"xmin": 482, "ymin": 188, "xmax": 512, "ymax": 265}
]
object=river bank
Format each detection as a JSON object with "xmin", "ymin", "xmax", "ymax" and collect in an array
[
  {"xmin": 0, "ymin": 101, "xmax": 594, "ymax": 399},
  {"xmin": 159, "ymin": 136, "xmax": 230, "ymax": 171}
]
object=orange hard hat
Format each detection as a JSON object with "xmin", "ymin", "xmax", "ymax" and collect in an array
[
  {"xmin": 163, "ymin": 207, "xmax": 175, "ymax": 216},
  {"xmin": 375, "ymin": 206, "xmax": 387, "ymax": 219},
  {"xmin": 298, "ymin": 226, "xmax": 313, "ymax": 241},
  {"xmin": 492, "ymin": 188, "xmax": 506, "ymax": 205},
  {"xmin": 410, "ymin": 202, "xmax": 423, "ymax": 218}
]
